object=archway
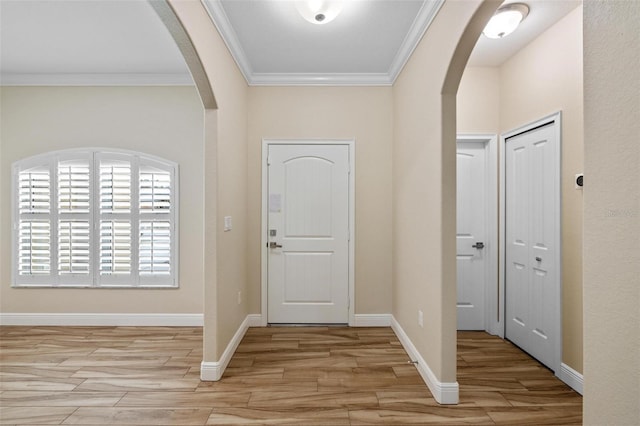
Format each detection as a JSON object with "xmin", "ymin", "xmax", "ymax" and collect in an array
[
  {"xmin": 150, "ymin": 0, "xmax": 251, "ymax": 381},
  {"xmin": 154, "ymin": 0, "xmax": 502, "ymax": 403}
]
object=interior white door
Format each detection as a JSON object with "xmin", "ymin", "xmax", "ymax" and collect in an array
[
  {"xmin": 267, "ymin": 144, "xmax": 350, "ymax": 324},
  {"xmin": 505, "ymin": 122, "xmax": 558, "ymax": 371},
  {"xmin": 456, "ymin": 141, "xmax": 487, "ymax": 330}
]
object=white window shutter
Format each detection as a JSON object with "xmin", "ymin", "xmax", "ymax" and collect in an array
[
  {"xmin": 99, "ymin": 221, "xmax": 132, "ymax": 275},
  {"xmin": 140, "ymin": 170, "xmax": 171, "ymax": 212},
  {"xmin": 58, "ymin": 161, "xmax": 90, "ymax": 213},
  {"xmin": 139, "ymin": 221, "xmax": 171, "ymax": 275},
  {"xmin": 58, "ymin": 221, "xmax": 91, "ymax": 275},
  {"xmin": 15, "ymin": 164, "xmax": 52, "ymax": 286},
  {"xmin": 18, "ymin": 221, "xmax": 51, "ymax": 276},
  {"xmin": 19, "ymin": 170, "xmax": 50, "ymax": 214},
  {"xmin": 56, "ymin": 155, "xmax": 93, "ymax": 285},
  {"xmin": 138, "ymin": 161, "xmax": 175, "ymax": 287},
  {"xmin": 100, "ymin": 161, "xmax": 131, "ymax": 214},
  {"xmin": 97, "ymin": 157, "xmax": 134, "ymax": 286},
  {"xmin": 13, "ymin": 149, "xmax": 177, "ymax": 288}
]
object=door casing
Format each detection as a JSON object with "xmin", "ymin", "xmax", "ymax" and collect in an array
[
  {"xmin": 261, "ymin": 139, "xmax": 356, "ymax": 326},
  {"xmin": 456, "ymin": 134, "xmax": 499, "ymax": 335},
  {"xmin": 499, "ymin": 112, "xmax": 563, "ymax": 374}
]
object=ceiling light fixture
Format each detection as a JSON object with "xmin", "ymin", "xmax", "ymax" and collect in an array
[
  {"xmin": 296, "ymin": 0, "xmax": 344, "ymax": 25},
  {"xmin": 483, "ymin": 3, "xmax": 529, "ymax": 39}
]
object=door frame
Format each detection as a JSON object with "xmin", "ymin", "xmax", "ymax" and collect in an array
[
  {"xmin": 260, "ymin": 139, "xmax": 356, "ymax": 326},
  {"xmin": 499, "ymin": 111, "xmax": 562, "ymax": 374},
  {"xmin": 456, "ymin": 134, "xmax": 499, "ymax": 335}
]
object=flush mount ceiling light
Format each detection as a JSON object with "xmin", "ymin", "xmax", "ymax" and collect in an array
[
  {"xmin": 483, "ymin": 3, "xmax": 529, "ymax": 39},
  {"xmin": 296, "ymin": 0, "xmax": 344, "ymax": 25}
]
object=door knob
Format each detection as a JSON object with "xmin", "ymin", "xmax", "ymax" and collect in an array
[
  {"xmin": 269, "ymin": 242, "xmax": 283, "ymax": 249},
  {"xmin": 536, "ymin": 257, "xmax": 542, "ymax": 262},
  {"xmin": 472, "ymin": 242, "xmax": 485, "ymax": 249}
]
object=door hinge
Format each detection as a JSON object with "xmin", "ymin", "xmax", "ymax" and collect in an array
[{"xmin": 267, "ymin": 155, "xmax": 271, "ymax": 166}]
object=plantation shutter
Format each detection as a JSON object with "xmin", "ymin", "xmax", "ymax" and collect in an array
[
  {"xmin": 19, "ymin": 169, "xmax": 51, "ymax": 215},
  {"xmin": 140, "ymin": 169, "xmax": 171, "ymax": 212},
  {"xmin": 18, "ymin": 221, "xmax": 51, "ymax": 276},
  {"xmin": 97, "ymin": 155, "xmax": 134, "ymax": 286},
  {"xmin": 138, "ymin": 160, "xmax": 175, "ymax": 286},
  {"xmin": 58, "ymin": 160, "xmax": 90, "ymax": 214},
  {"xmin": 99, "ymin": 221, "xmax": 132, "ymax": 275},
  {"xmin": 58, "ymin": 221, "xmax": 90, "ymax": 274},
  {"xmin": 13, "ymin": 149, "xmax": 177, "ymax": 288},
  {"xmin": 56, "ymin": 156, "xmax": 93, "ymax": 284},
  {"xmin": 15, "ymin": 163, "xmax": 52, "ymax": 285}
]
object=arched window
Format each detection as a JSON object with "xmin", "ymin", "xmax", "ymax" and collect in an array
[{"xmin": 12, "ymin": 149, "xmax": 178, "ymax": 288}]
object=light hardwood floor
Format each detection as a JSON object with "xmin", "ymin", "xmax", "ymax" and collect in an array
[{"xmin": 0, "ymin": 325, "xmax": 582, "ymax": 425}]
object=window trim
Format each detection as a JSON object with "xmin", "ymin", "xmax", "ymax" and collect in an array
[{"xmin": 12, "ymin": 148, "xmax": 179, "ymax": 289}]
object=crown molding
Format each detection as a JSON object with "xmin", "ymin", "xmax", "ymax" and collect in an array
[
  {"xmin": 250, "ymin": 72, "xmax": 393, "ymax": 87},
  {"xmin": 202, "ymin": 0, "xmax": 444, "ymax": 86},
  {"xmin": 387, "ymin": 0, "xmax": 444, "ymax": 81},
  {"xmin": 202, "ymin": 0, "xmax": 253, "ymax": 83},
  {"xmin": 0, "ymin": 73, "xmax": 194, "ymax": 86}
]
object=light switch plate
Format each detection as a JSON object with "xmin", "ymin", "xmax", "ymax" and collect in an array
[{"xmin": 224, "ymin": 216, "xmax": 232, "ymax": 232}]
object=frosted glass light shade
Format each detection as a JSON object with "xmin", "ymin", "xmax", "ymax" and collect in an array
[
  {"xmin": 296, "ymin": 0, "xmax": 344, "ymax": 25},
  {"xmin": 483, "ymin": 3, "xmax": 529, "ymax": 39}
]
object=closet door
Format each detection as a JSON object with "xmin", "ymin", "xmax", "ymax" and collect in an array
[{"xmin": 505, "ymin": 122, "xmax": 559, "ymax": 371}]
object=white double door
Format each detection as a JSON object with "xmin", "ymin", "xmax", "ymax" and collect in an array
[
  {"xmin": 456, "ymin": 141, "xmax": 489, "ymax": 330},
  {"xmin": 267, "ymin": 143, "xmax": 350, "ymax": 324},
  {"xmin": 505, "ymin": 122, "xmax": 559, "ymax": 371}
]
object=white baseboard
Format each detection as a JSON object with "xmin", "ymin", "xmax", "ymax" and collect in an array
[
  {"xmin": 201, "ymin": 314, "xmax": 253, "ymax": 381},
  {"xmin": 246, "ymin": 314, "xmax": 263, "ymax": 327},
  {"xmin": 558, "ymin": 362, "xmax": 584, "ymax": 395},
  {"xmin": 0, "ymin": 313, "xmax": 203, "ymax": 327},
  {"xmin": 391, "ymin": 316, "xmax": 459, "ymax": 404},
  {"xmin": 353, "ymin": 314, "xmax": 392, "ymax": 327}
]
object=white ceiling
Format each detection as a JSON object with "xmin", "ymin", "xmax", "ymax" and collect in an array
[
  {"xmin": 205, "ymin": 0, "xmax": 442, "ymax": 85},
  {"xmin": 0, "ymin": 0, "xmax": 581, "ymax": 87},
  {"xmin": 468, "ymin": 0, "xmax": 581, "ymax": 67},
  {"xmin": 0, "ymin": 0, "xmax": 192, "ymax": 85}
]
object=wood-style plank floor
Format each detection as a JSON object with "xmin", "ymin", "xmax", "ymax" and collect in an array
[{"xmin": 0, "ymin": 326, "xmax": 582, "ymax": 425}]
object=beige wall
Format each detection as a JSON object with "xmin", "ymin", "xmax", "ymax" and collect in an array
[
  {"xmin": 393, "ymin": 0, "xmax": 499, "ymax": 384},
  {"xmin": 500, "ymin": 6, "xmax": 584, "ymax": 374},
  {"xmin": 11, "ymin": 9, "xmax": 640, "ymax": 422},
  {"xmin": 457, "ymin": 6, "xmax": 584, "ymax": 373},
  {"xmin": 583, "ymin": 0, "xmax": 640, "ymax": 424},
  {"xmin": 167, "ymin": 0, "xmax": 249, "ymax": 361},
  {"xmin": 0, "ymin": 86, "xmax": 204, "ymax": 314},
  {"xmin": 457, "ymin": 66, "xmax": 500, "ymax": 134},
  {"xmin": 247, "ymin": 87, "xmax": 393, "ymax": 315},
  {"xmin": 0, "ymin": 0, "xmax": 251, "ymax": 369}
]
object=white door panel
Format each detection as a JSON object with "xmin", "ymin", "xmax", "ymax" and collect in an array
[
  {"xmin": 267, "ymin": 144, "xmax": 350, "ymax": 324},
  {"xmin": 505, "ymin": 123, "xmax": 558, "ymax": 370},
  {"xmin": 456, "ymin": 142, "xmax": 487, "ymax": 330}
]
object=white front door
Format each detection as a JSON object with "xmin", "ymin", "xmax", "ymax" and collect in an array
[
  {"xmin": 267, "ymin": 144, "xmax": 350, "ymax": 324},
  {"xmin": 505, "ymin": 122, "xmax": 559, "ymax": 371},
  {"xmin": 457, "ymin": 141, "xmax": 488, "ymax": 330}
]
